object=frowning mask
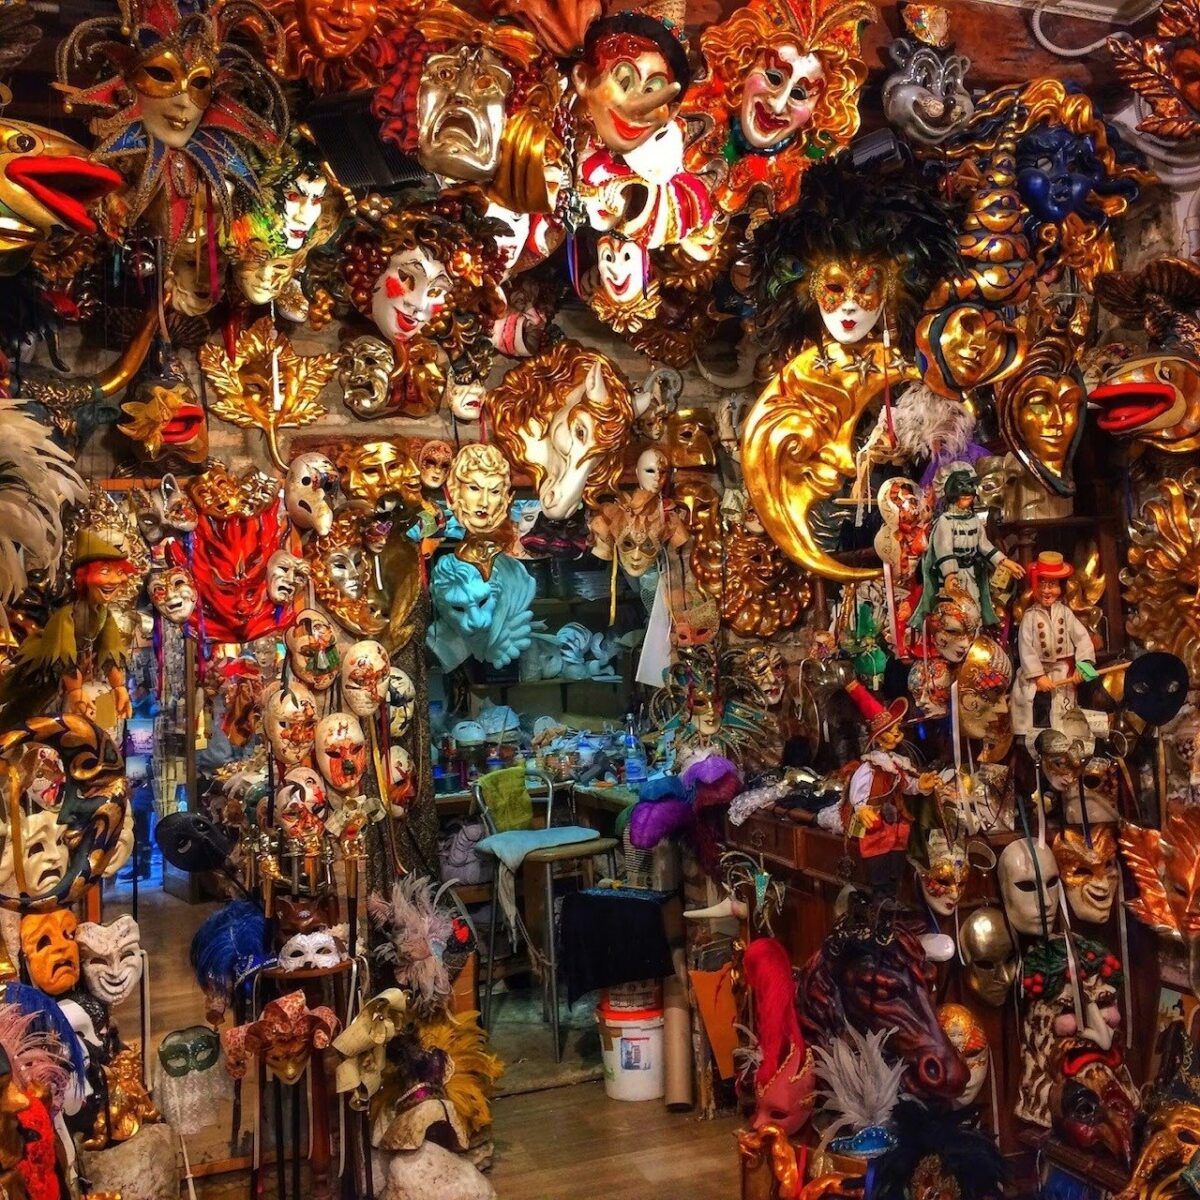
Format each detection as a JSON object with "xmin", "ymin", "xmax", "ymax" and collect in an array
[
  {"xmin": 447, "ymin": 443, "xmax": 513, "ymax": 538},
  {"xmin": 77, "ymin": 914, "xmax": 142, "ymax": 1006},
  {"xmin": 1052, "ymin": 826, "xmax": 1118, "ymax": 925},
  {"xmin": 262, "ymin": 681, "xmax": 319, "ymax": 767},
  {"xmin": 998, "ymin": 839, "xmax": 1060, "ymax": 936},
  {"xmin": 278, "ymin": 930, "xmax": 340, "ymax": 971},
  {"xmin": 285, "ymin": 452, "xmax": 339, "ymax": 535},
  {"xmin": 340, "ymin": 640, "xmax": 389, "ymax": 718},
  {"xmin": 148, "ymin": 565, "xmax": 197, "ymax": 624},
  {"xmin": 267, "ymin": 550, "xmax": 308, "ymax": 605},
  {"xmin": 338, "ymin": 336, "xmax": 395, "ymax": 419},
  {"xmin": 20, "ymin": 909, "xmax": 79, "ymax": 995},
  {"xmin": 916, "ymin": 831, "xmax": 969, "ymax": 916},
  {"xmin": 418, "ymin": 45, "xmax": 512, "ymax": 181},
  {"xmin": 0, "ymin": 809, "xmax": 69, "ymax": 894},
  {"xmin": 314, "ymin": 713, "xmax": 367, "ymax": 795},
  {"xmin": 371, "ymin": 247, "xmax": 451, "ymax": 344},
  {"xmin": 811, "ymin": 257, "xmax": 890, "ymax": 345},
  {"xmin": 285, "ymin": 608, "xmax": 340, "ymax": 691},
  {"xmin": 958, "ymin": 905, "xmax": 1017, "ymax": 1006}
]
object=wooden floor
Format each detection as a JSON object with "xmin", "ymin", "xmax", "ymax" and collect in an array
[{"xmin": 489, "ymin": 1082, "xmax": 740, "ymax": 1200}]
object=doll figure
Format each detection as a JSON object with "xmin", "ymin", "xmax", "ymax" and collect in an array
[{"xmin": 1011, "ymin": 552, "xmax": 1096, "ymax": 736}]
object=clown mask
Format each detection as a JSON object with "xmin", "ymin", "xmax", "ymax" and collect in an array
[
  {"xmin": 314, "ymin": 713, "xmax": 367, "ymax": 795},
  {"xmin": 148, "ymin": 565, "xmax": 198, "ymax": 624},
  {"xmin": 20, "ymin": 909, "xmax": 79, "ymax": 996},
  {"xmin": 341, "ymin": 640, "xmax": 389, "ymax": 718},
  {"xmin": 388, "ymin": 745, "xmax": 415, "ymax": 817},
  {"xmin": 285, "ymin": 452, "xmax": 339, "ymax": 536},
  {"xmin": 278, "ymin": 930, "xmax": 341, "ymax": 972},
  {"xmin": 811, "ymin": 257, "xmax": 889, "ymax": 345},
  {"xmin": 263, "ymin": 681, "xmax": 319, "ymax": 768},
  {"xmin": 274, "ymin": 767, "xmax": 330, "ymax": 840},
  {"xmin": 417, "ymin": 45, "xmax": 512, "ymax": 182},
  {"xmin": 285, "ymin": 608, "xmax": 340, "ymax": 692},
  {"xmin": 998, "ymin": 838, "xmax": 1060, "ymax": 936},
  {"xmin": 387, "ymin": 667, "xmax": 416, "ymax": 739},
  {"xmin": 370, "ymin": 247, "xmax": 452, "ymax": 344},
  {"xmin": 338, "ymin": 336, "xmax": 396, "ymax": 419},
  {"xmin": 76, "ymin": 914, "xmax": 143, "ymax": 1006},
  {"xmin": 741, "ymin": 45, "xmax": 825, "ymax": 150},
  {"xmin": 596, "ymin": 235, "xmax": 651, "ymax": 308},
  {"xmin": 267, "ymin": 550, "xmax": 308, "ymax": 605},
  {"xmin": 1052, "ymin": 826, "xmax": 1118, "ymax": 925}
]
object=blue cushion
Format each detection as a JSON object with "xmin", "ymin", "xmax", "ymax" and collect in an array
[{"xmin": 476, "ymin": 827, "xmax": 600, "ymax": 872}]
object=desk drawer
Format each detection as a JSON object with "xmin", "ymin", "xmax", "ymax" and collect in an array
[{"xmin": 725, "ymin": 812, "xmax": 803, "ymax": 869}]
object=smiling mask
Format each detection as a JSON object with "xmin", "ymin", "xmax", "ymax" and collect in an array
[{"xmin": 76, "ymin": 914, "xmax": 142, "ymax": 1006}]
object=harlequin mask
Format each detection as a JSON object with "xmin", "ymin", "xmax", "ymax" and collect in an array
[
  {"xmin": 370, "ymin": 246, "xmax": 452, "ymax": 343},
  {"xmin": 916, "ymin": 831, "xmax": 969, "ymax": 917},
  {"xmin": 285, "ymin": 452, "xmax": 339, "ymax": 535},
  {"xmin": 341, "ymin": 640, "xmax": 389, "ymax": 718},
  {"xmin": 314, "ymin": 713, "xmax": 367, "ymax": 795},
  {"xmin": 19, "ymin": 909, "xmax": 79, "ymax": 995},
  {"xmin": 447, "ymin": 444, "xmax": 513, "ymax": 538},
  {"xmin": 664, "ymin": 407, "xmax": 717, "ymax": 468},
  {"xmin": 278, "ymin": 930, "xmax": 341, "ymax": 971},
  {"xmin": 338, "ymin": 336, "xmax": 396, "ymax": 419},
  {"xmin": 222, "ymin": 991, "xmax": 339, "ymax": 1086},
  {"xmin": 148, "ymin": 565, "xmax": 197, "ymax": 624},
  {"xmin": 998, "ymin": 839, "xmax": 1060, "ymax": 936},
  {"xmin": 387, "ymin": 667, "xmax": 415, "ymax": 738},
  {"xmin": 957, "ymin": 906, "xmax": 1017, "ymax": 1006},
  {"xmin": 418, "ymin": 45, "xmax": 512, "ymax": 181},
  {"xmin": 418, "ymin": 441, "xmax": 454, "ymax": 491},
  {"xmin": 262, "ymin": 681, "xmax": 318, "ymax": 768},
  {"xmin": 1052, "ymin": 826, "xmax": 1118, "ymax": 925},
  {"xmin": 266, "ymin": 550, "xmax": 308, "ymax": 605},
  {"xmin": 811, "ymin": 257, "xmax": 890, "ymax": 346},
  {"xmin": 21, "ymin": 747, "xmax": 64, "ymax": 811},
  {"xmin": 285, "ymin": 608, "xmax": 340, "ymax": 692},
  {"xmin": 76, "ymin": 914, "xmax": 142, "ymax": 1006},
  {"xmin": 937, "ymin": 1004, "xmax": 988, "ymax": 1108},
  {"xmin": 595, "ymin": 234, "xmax": 653, "ymax": 313},
  {"xmin": 388, "ymin": 745, "xmax": 415, "ymax": 817}
]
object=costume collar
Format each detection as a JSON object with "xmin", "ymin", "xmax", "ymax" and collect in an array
[{"xmin": 729, "ymin": 119, "xmax": 797, "ymax": 160}]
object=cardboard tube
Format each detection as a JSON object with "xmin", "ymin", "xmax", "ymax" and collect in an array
[{"xmin": 663, "ymin": 973, "xmax": 693, "ymax": 1110}]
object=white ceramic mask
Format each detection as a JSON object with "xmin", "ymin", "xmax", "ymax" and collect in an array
[
  {"xmin": 635, "ymin": 447, "xmax": 669, "ymax": 495},
  {"xmin": 285, "ymin": 608, "xmax": 340, "ymax": 692},
  {"xmin": 998, "ymin": 839, "xmax": 1060, "ymax": 936},
  {"xmin": 370, "ymin": 247, "xmax": 452, "ymax": 344},
  {"xmin": 916, "ymin": 831, "xmax": 969, "ymax": 917},
  {"xmin": 275, "ymin": 766, "xmax": 330, "ymax": 837},
  {"xmin": 341, "ymin": 640, "xmax": 390, "ymax": 718},
  {"xmin": 285, "ymin": 453, "xmax": 339, "ymax": 536},
  {"xmin": 263, "ymin": 681, "xmax": 319, "ymax": 768},
  {"xmin": 148, "ymin": 565, "xmax": 198, "ymax": 624},
  {"xmin": 76, "ymin": 914, "xmax": 143, "ymax": 1006},
  {"xmin": 314, "ymin": 712, "xmax": 367, "ymax": 795},
  {"xmin": 267, "ymin": 550, "xmax": 308, "ymax": 605}
]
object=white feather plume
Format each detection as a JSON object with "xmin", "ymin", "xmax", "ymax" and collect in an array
[
  {"xmin": 812, "ymin": 1026, "xmax": 906, "ymax": 1135},
  {"xmin": 863, "ymin": 383, "xmax": 977, "ymax": 466}
]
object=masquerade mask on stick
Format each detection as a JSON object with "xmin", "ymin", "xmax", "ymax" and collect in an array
[{"xmin": 154, "ymin": 1026, "xmax": 224, "ymax": 1137}]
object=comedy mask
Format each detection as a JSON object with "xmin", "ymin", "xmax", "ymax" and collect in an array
[
  {"xmin": 883, "ymin": 38, "xmax": 973, "ymax": 146},
  {"xmin": 262, "ymin": 681, "xmax": 319, "ymax": 768},
  {"xmin": 267, "ymin": 550, "xmax": 308, "ymax": 605},
  {"xmin": 387, "ymin": 667, "xmax": 416, "ymax": 738},
  {"xmin": 20, "ymin": 909, "xmax": 79, "ymax": 996},
  {"xmin": 147, "ymin": 565, "xmax": 197, "ymax": 624},
  {"xmin": 77, "ymin": 915, "xmax": 143, "ymax": 1006},
  {"xmin": 958, "ymin": 906, "xmax": 1017, "ymax": 1006},
  {"xmin": 447, "ymin": 444, "xmax": 514, "ymax": 540},
  {"xmin": 370, "ymin": 243, "xmax": 452, "ymax": 344},
  {"xmin": 1052, "ymin": 826, "xmax": 1118, "ymax": 925},
  {"xmin": 285, "ymin": 608, "xmax": 340, "ymax": 692},
  {"xmin": 937, "ymin": 1004, "xmax": 989, "ymax": 1108},
  {"xmin": 485, "ymin": 342, "xmax": 635, "ymax": 520},
  {"xmin": 999, "ymin": 838, "xmax": 1061, "ymax": 937},
  {"xmin": 340, "ymin": 641, "xmax": 389, "ymax": 718},
  {"xmin": 285, "ymin": 452, "xmax": 339, "ymax": 535},
  {"xmin": 314, "ymin": 713, "xmax": 367, "ymax": 795},
  {"xmin": 338, "ymin": 336, "xmax": 396, "ymax": 419},
  {"xmin": 278, "ymin": 931, "xmax": 341, "ymax": 972},
  {"xmin": 915, "ymin": 831, "xmax": 969, "ymax": 917},
  {"xmin": 273, "ymin": 767, "xmax": 330, "ymax": 840}
]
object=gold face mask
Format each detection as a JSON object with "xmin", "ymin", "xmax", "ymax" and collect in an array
[
  {"xmin": 130, "ymin": 45, "xmax": 217, "ymax": 149},
  {"xmin": 340, "ymin": 440, "xmax": 422, "ymax": 509}
]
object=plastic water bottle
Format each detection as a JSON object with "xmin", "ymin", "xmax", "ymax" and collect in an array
[{"xmin": 622, "ymin": 713, "xmax": 647, "ymax": 786}]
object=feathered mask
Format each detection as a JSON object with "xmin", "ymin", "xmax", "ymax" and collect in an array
[{"xmin": 368, "ymin": 875, "xmax": 454, "ymax": 1014}]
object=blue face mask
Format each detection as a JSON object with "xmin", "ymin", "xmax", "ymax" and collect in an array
[{"xmin": 427, "ymin": 553, "xmax": 537, "ymax": 672}]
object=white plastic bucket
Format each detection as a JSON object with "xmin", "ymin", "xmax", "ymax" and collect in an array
[
  {"xmin": 595, "ymin": 1001, "xmax": 665, "ymax": 1102},
  {"xmin": 606, "ymin": 979, "xmax": 663, "ymax": 1011}
]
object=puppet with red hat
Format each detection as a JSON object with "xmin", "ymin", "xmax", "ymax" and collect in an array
[
  {"xmin": 834, "ymin": 680, "xmax": 939, "ymax": 892},
  {"xmin": 1011, "ymin": 551, "xmax": 1097, "ymax": 736}
]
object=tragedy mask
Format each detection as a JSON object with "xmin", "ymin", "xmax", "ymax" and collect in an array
[
  {"xmin": 388, "ymin": 745, "xmax": 415, "ymax": 817},
  {"xmin": 957, "ymin": 905, "xmax": 1017, "ymax": 1006},
  {"xmin": 1052, "ymin": 826, "xmax": 1118, "ymax": 925},
  {"xmin": 937, "ymin": 1003, "xmax": 989, "ymax": 1108},
  {"xmin": 285, "ymin": 452, "xmax": 340, "ymax": 536},
  {"xmin": 418, "ymin": 44, "xmax": 512, "ymax": 181},
  {"xmin": 0, "ymin": 809, "xmax": 69, "ymax": 895},
  {"xmin": 338, "ymin": 336, "xmax": 396, "ymax": 420},
  {"xmin": 285, "ymin": 608, "xmax": 340, "ymax": 692},
  {"xmin": 915, "ymin": 831, "xmax": 969, "ymax": 917},
  {"xmin": 811, "ymin": 257, "xmax": 890, "ymax": 345},
  {"xmin": 418, "ymin": 440, "xmax": 454, "ymax": 492},
  {"xmin": 371, "ymin": 245, "xmax": 452, "ymax": 344},
  {"xmin": 278, "ymin": 930, "xmax": 341, "ymax": 972},
  {"xmin": 387, "ymin": 667, "xmax": 415, "ymax": 738},
  {"xmin": 266, "ymin": 550, "xmax": 308, "ymax": 605},
  {"xmin": 262, "ymin": 681, "xmax": 319, "ymax": 768},
  {"xmin": 76, "ymin": 914, "xmax": 142, "ymax": 1006},
  {"xmin": 147, "ymin": 565, "xmax": 197, "ymax": 624},
  {"xmin": 340, "ymin": 640, "xmax": 389, "ymax": 718},
  {"xmin": 19, "ymin": 909, "xmax": 79, "ymax": 996},
  {"xmin": 447, "ymin": 443, "xmax": 513, "ymax": 538},
  {"xmin": 314, "ymin": 713, "xmax": 367, "ymax": 795},
  {"xmin": 998, "ymin": 838, "xmax": 1060, "ymax": 936}
]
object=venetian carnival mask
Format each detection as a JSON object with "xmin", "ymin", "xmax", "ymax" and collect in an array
[
  {"xmin": 341, "ymin": 440, "xmax": 422, "ymax": 510},
  {"xmin": 744, "ymin": 645, "xmax": 786, "ymax": 707},
  {"xmin": 958, "ymin": 635, "xmax": 1014, "ymax": 753},
  {"xmin": 595, "ymin": 234, "xmax": 652, "ymax": 313},
  {"xmin": 388, "ymin": 745, "xmax": 415, "ymax": 816},
  {"xmin": 267, "ymin": 550, "xmax": 307, "ymax": 605},
  {"xmin": 262, "ymin": 681, "xmax": 318, "ymax": 768},
  {"xmin": 958, "ymin": 906, "xmax": 1017, "ymax": 1006},
  {"xmin": 664, "ymin": 407, "xmax": 717, "ymax": 469},
  {"xmin": 370, "ymin": 246, "xmax": 452, "ymax": 343},
  {"xmin": 278, "ymin": 931, "xmax": 341, "ymax": 972},
  {"xmin": 387, "ymin": 667, "xmax": 415, "ymax": 738},
  {"xmin": 811, "ymin": 257, "xmax": 890, "ymax": 345},
  {"xmin": 739, "ymin": 44, "xmax": 826, "ymax": 150},
  {"xmin": 882, "ymin": 40, "xmax": 973, "ymax": 146},
  {"xmin": 274, "ymin": 767, "xmax": 330, "ymax": 838},
  {"xmin": 234, "ymin": 252, "xmax": 299, "ymax": 306},
  {"xmin": 998, "ymin": 839, "xmax": 1060, "ymax": 936},
  {"xmin": 285, "ymin": 608, "xmax": 340, "ymax": 691},
  {"xmin": 937, "ymin": 1004, "xmax": 989, "ymax": 1108},
  {"xmin": 340, "ymin": 640, "xmax": 389, "ymax": 718},
  {"xmin": 314, "ymin": 713, "xmax": 367, "ymax": 795},
  {"xmin": 21, "ymin": 746, "xmax": 65, "ymax": 812},
  {"xmin": 120, "ymin": 361, "xmax": 209, "ymax": 465},
  {"xmin": 0, "ymin": 809, "xmax": 69, "ymax": 894},
  {"xmin": 418, "ymin": 441, "xmax": 454, "ymax": 492},
  {"xmin": 285, "ymin": 452, "xmax": 339, "ymax": 535},
  {"xmin": 1066, "ymin": 755, "xmax": 1121, "ymax": 825},
  {"xmin": 1119, "ymin": 1104, "xmax": 1200, "ymax": 1200},
  {"xmin": 916, "ymin": 831, "xmax": 969, "ymax": 917},
  {"xmin": 1052, "ymin": 827, "xmax": 1118, "ymax": 924},
  {"xmin": 635, "ymin": 447, "xmax": 669, "ymax": 495},
  {"xmin": 154, "ymin": 1026, "xmax": 224, "ymax": 1138},
  {"xmin": 338, "ymin": 336, "xmax": 395, "ymax": 420},
  {"xmin": 128, "ymin": 39, "xmax": 218, "ymax": 150},
  {"xmin": 486, "ymin": 201, "xmax": 531, "ymax": 276},
  {"xmin": 320, "ymin": 540, "xmax": 367, "ymax": 602},
  {"xmin": 148, "ymin": 565, "xmax": 197, "ymax": 624},
  {"xmin": 918, "ymin": 303, "xmax": 1024, "ymax": 396},
  {"xmin": 19, "ymin": 909, "xmax": 79, "ymax": 996},
  {"xmin": 76, "ymin": 915, "xmax": 142, "ymax": 1006},
  {"xmin": 417, "ymin": 45, "xmax": 512, "ymax": 181},
  {"xmin": 927, "ymin": 593, "xmax": 981, "ymax": 664},
  {"xmin": 447, "ymin": 444, "xmax": 513, "ymax": 538}
]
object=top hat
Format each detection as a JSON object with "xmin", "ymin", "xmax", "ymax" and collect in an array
[{"xmin": 845, "ymin": 680, "xmax": 908, "ymax": 744}]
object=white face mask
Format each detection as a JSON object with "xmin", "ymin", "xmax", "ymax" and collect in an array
[
  {"xmin": 285, "ymin": 453, "xmax": 339, "ymax": 535},
  {"xmin": 597, "ymin": 236, "xmax": 649, "ymax": 306},
  {"xmin": 285, "ymin": 608, "xmax": 340, "ymax": 692},
  {"xmin": 263, "ymin": 681, "xmax": 318, "ymax": 768},
  {"xmin": 0, "ymin": 809, "xmax": 70, "ymax": 894},
  {"xmin": 740, "ymin": 45, "xmax": 824, "ymax": 150},
  {"xmin": 77, "ymin": 914, "xmax": 143, "ymax": 1006},
  {"xmin": 371, "ymin": 248, "xmax": 452, "ymax": 343},
  {"xmin": 267, "ymin": 550, "xmax": 308, "ymax": 605},
  {"xmin": 998, "ymin": 839, "xmax": 1060, "ymax": 936},
  {"xmin": 282, "ymin": 172, "xmax": 327, "ymax": 250},
  {"xmin": 275, "ymin": 766, "xmax": 329, "ymax": 838},
  {"xmin": 314, "ymin": 712, "xmax": 367, "ymax": 795},
  {"xmin": 148, "ymin": 566, "xmax": 198, "ymax": 624},
  {"xmin": 58, "ymin": 999, "xmax": 97, "ymax": 1116},
  {"xmin": 341, "ymin": 640, "xmax": 390, "ymax": 718},
  {"xmin": 388, "ymin": 667, "xmax": 416, "ymax": 738},
  {"xmin": 278, "ymin": 930, "xmax": 341, "ymax": 972},
  {"xmin": 916, "ymin": 833, "xmax": 969, "ymax": 917},
  {"xmin": 485, "ymin": 202, "xmax": 530, "ymax": 276},
  {"xmin": 635, "ymin": 448, "xmax": 668, "ymax": 494}
]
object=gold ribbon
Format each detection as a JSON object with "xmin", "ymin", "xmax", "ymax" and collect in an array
[{"xmin": 416, "ymin": 4, "xmax": 540, "ymax": 68}]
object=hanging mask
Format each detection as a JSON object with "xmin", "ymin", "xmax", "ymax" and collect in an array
[
  {"xmin": 388, "ymin": 746, "xmax": 415, "ymax": 817},
  {"xmin": 76, "ymin": 914, "xmax": 142, "ymax": 1006},
  {"xmin": 1037, "ymin": 728, "xmax": 1088, "ymax": 799},
  {"xmin": 21, "ymin": 746, "xmax": 65, "ymax": 812},
  {"xmin": 743, "ymin": 644, "xmax": 786, "ymax": 707},
  {"xmin": 338, "ymin": 336, "xmax": 396, "ymax": 420},
  {"xmin": 285, "ymin": 453, "xmax": 340, "ymax": 536},
  {"xmin": 339, "ymin": 440, "xmax": 424, "ymax": 510},
  {"xmin": 277, "ymin": 930, "xmax": 341, "ymax": 972},
  {"xmin": 1052, "ymin": 826, "xmax": 1118, "ymax": 925},
  {"xmin": 340, "ymin": 640, "xmax": 389, "ymax": 718},
  {"xmin": 810, "ymin": 256, "xmax": 891, "ymax": 346},
  {"xmin": 957, "ymin": 635, "xmax": 1014, "ymax": 758},
  {"xmin": 154, "ymin": 1026, "xmax": 224, "ymax": 1138},
  {"xmin": 447, "ymin": 443, "xmax": 514, "ymax": 539},
  {"xmin": 998, "ymin": 839, "xmax": 1060, "ymax": 937},
  {"xmin": 418, "ymin": 441, "xmax": 454, "ymax": 492},
  {"xmin": 0, "ymin": 809, "xmax": 70, "ymax": 894},
  {"xmin": 882, "ymin": 40, "xmax": 973, "ymax": 146},
  {"xmin": 119, "ymin": 358, "xmax": 210, "ymax": 466},
  {"xmin": 664, "ymin": 407, "xmax": 718, "ymax": 469},
  {"xmin": 266, "ymin": 550, "xmax": 308, "ymax": 605},
  {"xmin": 148, "ymin": 565, "xmax": 198, "ymax": 624},
  {"xmin": 130, "ymin": 473, "xmax": 200, "ymax": 545},
  {"xmin": 370, "ymin": 245, "xmax": 453, "ymax": 344},
  {"xmin": 20, "ymin": 909, "xmax": 79, "ymax": 996},
  {"xmin": 155, "ymin": 811, "xmax": 234, "ymax": 874},
  {"xmin": 1067, "ymin": 755, "xmax": 1121, "ymax": 824},
  {"xmin": 314, "ymin": 713, "xmax": 367, "ymax": 795},
  {"xmin": 274, "ymin": 767, "xmax": 330, "ymax": 839},
  {"xmin": 262, "ymin": 681, "xmax": 319, "ymax": 768},
  {"xmin": 957, "ymin": 906, "xmax": 1017, "ymax": 1006},
  {"xmin": 915, "ymin": 831, "xmax": 969, "ymax": 917},
  {"xmin": 1123, "ymin": 651, "xmax": 1190, "ymax": 727},
  {"xmin": 937, "ymin": 1003, "xmax": 989, "ymax": 1108},
  {"xmin": 635, "ymin": 447, "xmax": 669, "ymax": 496},
  {"xmin": 285, "ymin": 608, "xmax": 340, "ymax": 692},
  {"xmin": 387, "ymin": 667, "xmax": 416, "ymax": 738},
  {"xmin": 927, "ymin": 593, "xmax": 981, "ymax": 664},
  {"xmin": 417, "ymin": 44, "xmax": 513, "ymax": 181}
]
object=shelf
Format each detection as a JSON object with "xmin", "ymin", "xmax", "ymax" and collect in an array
[{"xmin": 468, "ymin": 676, "xmax": 622, "ymax": 693}]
